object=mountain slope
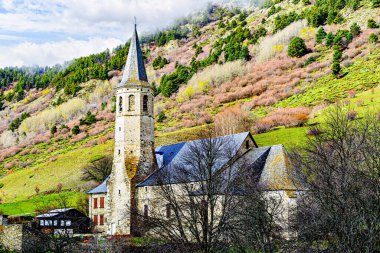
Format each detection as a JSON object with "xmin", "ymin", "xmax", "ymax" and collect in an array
[{"xmin": 0, "ymin": 0, "xmax": 380, "ymax": 212}]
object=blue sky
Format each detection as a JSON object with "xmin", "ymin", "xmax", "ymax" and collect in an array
[{"xmin": 0, "ymin": 0, "xmax": 226, "ymax": 67}]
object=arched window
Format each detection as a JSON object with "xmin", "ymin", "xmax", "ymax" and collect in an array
[
  {"xmin": 118, "ymin": 96, "xmax": 122, "ymax": 112},
  {"xmin": 128, "ymin": 95, "xmax": 135, "ymax": 111},
  {"xmin": 143, "ymin": 95, "xmax": 148, "ymax": 113}
]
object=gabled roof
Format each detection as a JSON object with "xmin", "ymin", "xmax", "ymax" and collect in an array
[
  {"xmin": 118, "ymin": 24, "xmax": 148, "ymax": 88},
  {"xmin": 137, "ymin": 132, "xmax": 251, "ymax": 187},
  {"xmin": 88, "ymin": 176, "xmax": 109, "ymax": 194},
  {"xmin": 36, "ymin": 208, "xmax": 74, "ymax": 218}
]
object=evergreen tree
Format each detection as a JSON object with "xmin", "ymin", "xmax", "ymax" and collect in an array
[
  {"xmin": 316, "ymin": 27, "xmax": 327, "ymax": 43},
  {"xmin": 368, "ymin": 33, "xmax": 379, "ymax": 44},
  {"xmin": 367, "ymin": 19, "xmax": 378, "ymax": 28},
  {"xmin": 72, "ymin": 125, "xmax": 80, "ymax": 135},
  {"xmin": 326, "ymin": 32, "xmax": 334, "ymax": 47},
  {"xmin": 288, "ymin": 37, "xmax": 308, "ymax": 57},
  {"xmin": 350, "ymin": 23, "xmax": 361, "ymax": 37},
  {"xmin": 332, "ymin": 62, "xmax": 341, "ymax": 76}
]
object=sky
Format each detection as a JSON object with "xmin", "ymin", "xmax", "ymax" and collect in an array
[{"xmin": 0, "ymin": 0, "xmax": 252, "ymax": 68}]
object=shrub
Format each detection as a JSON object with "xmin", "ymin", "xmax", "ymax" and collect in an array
[
  {"xmin": 367, "ymin": 19, "xmax": 378, "ymax": 28},
  {"xmin": 152, "ymin": 56, "xmax": 169, "ymax": 70},
  {"xmin": 304, "ymin": 55, "xmax": 317, "ymax": 66},
  {"xmin": 368, "ymin": 33, "xmax": 378, "ymax": 44},
  {"xmin": 350, "ymin": 23, "xmax": 361, "ymax": 37},
  {"xmin": 72, "ymin": 125, "xmax": 80, "ymax": 135},
  {"xmin": 80, "ymin": 111, "xmax": 96, "ymax": 125},
  {"xmin": 347, "ymin": 110, "xmax": 357, "ymax": 120},
  {"xmin": 333, "ymin": 50, "xmax": 342, "ymax": 62},
  {"xmin": 331, "ymin": 62, "xmax": 341, "ymax": 77},
  {"xmin": 288, "ymin": 37, "xmax": 308, "ymax": 57},
  {"xmin": 307, "ymin": 127, "xmax": 323, "ymax": 136},
  {"xmin": 157, "ymin": 111, "xmax": 167, "ymax": 123},
  {"xmin": 372, "ymin": 0, "xmax": 380, "ymax": 7},
  {"xmin": 50, "ymin": 125, "xmax": 57, "ymax": 134}
]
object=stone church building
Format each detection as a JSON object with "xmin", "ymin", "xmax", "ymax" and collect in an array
[{"xmin": 88, "ymin": 25, "xmax": 301, "ymax": 236}]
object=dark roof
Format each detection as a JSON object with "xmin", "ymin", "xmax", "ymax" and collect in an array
[
  {"xmin": 118, "ymin": 24, "xmax": 148, "ymax": 88},
  {"xmin": 137, "ymin": 132, "xmax": 251, "ymax": 187},
  {"xmin": 36, "ymin": 208, "xmax": 75, "ymax": 218},
  {"xmin": 88, "ymin": 176, "xmax": 109, "ymax": 194}
]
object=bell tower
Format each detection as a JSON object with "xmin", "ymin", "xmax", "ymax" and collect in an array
[{"xmin": 107, "ymin": 24, "xmax": 155, "ymax": 235}]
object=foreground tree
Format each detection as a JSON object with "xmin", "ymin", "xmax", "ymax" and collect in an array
[
  {"xmin": 141, "ymin": 129, "xmax": 285, "ymax": 253},
  {"xmin": 292, "ymin": 106, "xmax": 380, "ymax": 252}
]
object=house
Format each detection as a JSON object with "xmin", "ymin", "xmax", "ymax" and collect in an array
[
  {"xmin": 35, "ymin": 208, "xmax": 90, "ymax": 234},
  {"xmin": 88, "ymin": 24, "xmax": 303, "ymax": 236},
  {"xmin": 88, "ymin": 177, "xmax": 108, "ymax": 233}
]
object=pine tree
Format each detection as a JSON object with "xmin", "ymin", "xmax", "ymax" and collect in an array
[
  {"xmin": 326, "ymin": 32, "xmax": 334, "ymax": 47},
  {"xmin": 332, "ymin": 62, "xmax": 341, "ymax": 77},
  {"xmin": 350, "ymin": 23, "xmax": 361, "ymax": 37},
  {"xmin": 288, "ymin": 37, "xmax": 308, "ymax": 57},
  {"xmin": 316, "ymin": 27, "xmax": 327, "ymax": 43}
]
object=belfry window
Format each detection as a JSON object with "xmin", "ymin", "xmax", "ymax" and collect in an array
[
  {"xmin": 129, "ymin": 95, "xmax": 135, "ymax": 111},
  {"xmin": 143, "ymin": 95, "xmax": 148, "ymax": 113},
  {"xmin": 119, "ymin": 96, "xmax": 122, "ymax": 112}
]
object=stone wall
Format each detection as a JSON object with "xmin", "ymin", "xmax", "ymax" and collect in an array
[{"xmin": 0, "ymin": 224, "xmax": 49, "ymax": 253}]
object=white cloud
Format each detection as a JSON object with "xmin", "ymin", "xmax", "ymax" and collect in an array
[
  {"xmin": 0, "ymin": 0, "xmax": 255, "ymax": 67},
  {"xmin": 0, "ymin": 37, "xmax": 123, "ymax": 67}
]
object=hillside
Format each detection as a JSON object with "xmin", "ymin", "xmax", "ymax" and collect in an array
[{"xmin": 0, "ymin": 0, "xmax": 380, "ymax": 215}]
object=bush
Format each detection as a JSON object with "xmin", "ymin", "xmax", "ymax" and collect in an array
[
  {"xmin": 80, "ymin": 111, "xmax": 96, "ymax": 125},
  {"xmin": 152, "ymin": 56, "xmax": 169, "ymax": 70},
  {"xmin": 347, "ymin": 110, "xmax": 357, "ymax": 120},
  {"xmin": 372, "ymin": 0, "xmax": 380, "ymax": 7},
  {"xmin": 316, "ymin": 27, "xmax": 327, "ymax": 43},
  {"xmin": 288, "ymin": 37, "xmax": 308, "ymax": 57},
  {"xmin": 350, "ymin": 23, "xmax": 361, "ymax": 37},
  {"xmin": 332, "ymin": 62, "xmax": 341, "ymax": 77},
  {"xmin": 304, "ymin": 55, "xmax": 317, "ymax": 66},
  {"xmin": 368, "ymin": 33, "xmax": 379, "ymax": 44},
  {"xmin": 157, "ymin": 111, "xmax": 167, "ymax": 123},
  {"xmin": 72, "ymin": 125, "xmax": 80, "ymax": 135},
  {"xmin": 50, "ymin": 125, "xmax": 57, "ymax": 134},
  {"xmin": 333, "ymin": 50, "xmax": 343, "ymax": 62},
  {"xmin": 367, "ymin": 19, "xmax": 378, "ymax": 28}
]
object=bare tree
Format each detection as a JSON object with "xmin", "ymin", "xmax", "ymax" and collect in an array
[
  {"xmin": 140, "ymin": 128, "xmax": 285, "ymax": 252},
  {"xmin": 81, "ymin": 155, "xmax": 113, "ymax": 182},
  {"xmin": 214, "ymin": 105, "xmax": 254, "ymax": 136},
  {"xmin": 291, "ymin": 106, "xmax": 380, "ymax": 253}
]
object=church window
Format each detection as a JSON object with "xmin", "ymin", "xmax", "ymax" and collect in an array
[
  {"xmin": 94, "ymin": 198, "xmax": 98, "ymax": 208},
  {"xmin": 166, "ymin": 204, "xmax": 171, "ymax": 219},
  {"xmin": 145, "ymin": 187, "xmax": 147, "ymax": 192},
  {"xmin": 128, "ymin": 95, "xmax": 135, "ymax": 111},
  {"xmin": 99, "ymin": 215, "xmax": 104, "ymax": 225},
  {"xmin": 118, "ymin": 150, "xmax": 120, "ymax": 155},
  {"xmin": 93, "ymin": 215, "xmax": 98, "ymax": 226},
  {"xmin": 118, "ymin": 190, "xmax": 121, "ymax": 195},
  {"xmin": 143, "ymin": 95, "xmax": 148, "ymax": 112},
  {"xmin": 144, "ymin": 205, "xmax": 149, "ymax": 218},
  {"xmin": 246, "ymin": 140, "xmax": 250, "ymax": 149},
  {"xmin": 119, "ymin": 96, "xmax": 123, "ymax": 112}
]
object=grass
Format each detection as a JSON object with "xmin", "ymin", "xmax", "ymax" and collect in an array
[
  {"xmin": 0, "ymin": 191, "xmax": 86, "ymax": 216},
  {"xmin": 253, "ymin": 126, "xmax": 308, "ymax": 150},
  {"xmin": 277, "ymin": 47, "xmax": 380, "ymax": 108}
]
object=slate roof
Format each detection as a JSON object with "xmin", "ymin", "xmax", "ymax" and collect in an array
[
  {"xmin": 88, "ymin": 176, "xmax": 109, "ymax": 194},
  {"xmin": 137, "ymin": 132, "xmax": 251, "ymax": 187},
  {"xmin": 118, "ymin": 24, "xmax": 148, "ymax": 88},
  {"xmin": 36, "ymin": 208, "xmax": 74, "ymax": 218}
]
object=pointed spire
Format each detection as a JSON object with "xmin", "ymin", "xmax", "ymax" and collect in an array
[{"xmin": 118, "ymin": 22, "xmax": 148, "ymax": 88}]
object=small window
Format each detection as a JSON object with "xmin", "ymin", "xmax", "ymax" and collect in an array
[
  {"xmin": 100, "ymin": 197, "xmax": 105, "ymax": 208},
  {"xmin": 44, "ymin": 220, "xmax": 50, "ymax": 226},
  {"xmin": 166, "ymin": 204, "xmax": 171, "ymax": 219},
  {"xmin": 129, "ymin": 95, "xmax": 135, "ymax": 111},
  {"xmin": 119, "ymin": 96, "xmax": 123, "ymax": 112},
  {"xmin": 66, "ymin": 220, "xmax": 71, "ymax": 227},
  {"xmin": 54, "ymin": 220, "xmax": 58, "ymax": 226},
  {"xmin": 119, "ymin": 190, "xmax": 121, "ymax": 195},
  {"xmin": 143, "ymin": 95, "xmax": 148, "ymax": 112},
  {"xmin": 93, "ymin": 215, "xmax": 98, "ymax": 226},
  {"xmin": 118, "ymin": 149, "xmax": 121, "ymax": 155},
  {"xmin": 119, "ymin": 127, "xmax": 121, "ymax": 131},
  {"xmin": 61, "ymin": 220, "xmax": 65, "ymax": 226},
  {"xmin": 145, "ymin": 187, "xmax": 148, "ymax": 192},
  {"xmin": 245, "ymin": 140, "xmax": 250, "ymax": 149},
  {"xmin": 144, "ymin": 205, "xmax": 149, "ymax": 218},
  {"xmin": 94, "ymin": 198, "xmax": 98, "ymax": 209},
  {"xmin": 40, "ymin": 220, "xmax": 44, "ymax": 226},
  {"xmin": 100, "ymin": 215, "xmax": 104, "ymax": 225}
]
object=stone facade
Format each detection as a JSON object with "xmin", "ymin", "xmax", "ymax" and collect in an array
[
  {"xmin": 88, "ymin": 193, "xmax": 108, "ymax": 232},
  {"xmin": 106, "ymin": 25, "xmax": 155, "ymax": 235}
]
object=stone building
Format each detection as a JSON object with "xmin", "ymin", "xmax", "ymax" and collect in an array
[{"xmin": 88, "ymin": 25, "xmax": 302, "ymax": 236}]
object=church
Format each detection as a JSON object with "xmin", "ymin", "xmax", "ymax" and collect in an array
[{"xmin": 88, "ymin": 25, "xmax": 301, "ymax": 236}]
